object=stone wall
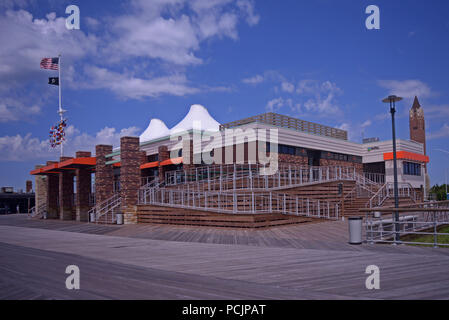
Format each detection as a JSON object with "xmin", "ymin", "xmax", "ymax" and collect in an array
[
  {"xmin": 75, "ymin": 151, "xmax": 92, "ymax": 222},
  {"xmin": 46, "ymin": 161, "xmax": 59, "ymax": 219},
  {"xmin": 59, "ymin": 156, "xmax": 74, "ymax": 220},
  {"xmin": 95, "ymin": 145, "xmax": 114, "ymax": 205},
  {"xmin": 120, "ymin": 137, "xmax": 140, "ymax": 224}
]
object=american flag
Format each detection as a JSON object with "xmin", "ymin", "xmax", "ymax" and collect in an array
[{"xmin": 40, "ymin": 57, "xmax": 59, "ymax": 70}]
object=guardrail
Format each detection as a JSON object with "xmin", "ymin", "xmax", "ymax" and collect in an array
[
  {"xmin": 88, "ymin": 193, "xmax": 121, "ymax": 224},
  {"xmin": 361, "ymin": 204, "xmax": 449, "ymax": 248},
  {"xmin": 141, "ymin": 188, "xmax": 340, "ymax": 220},
  {"xmin": 165, "ymin": 164, "xmax": 361, "ymax": 192},
  {"xmin": 366, "ymin": 182, "xmax": 417, "ymax": 208}
]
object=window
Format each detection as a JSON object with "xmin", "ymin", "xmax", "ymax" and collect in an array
[
  {"xmin": 279, "ymin": 144, "xmax": 296, "ymax": 155},
  {"xmin": 147, "ymin": 154, "xmax": 158, "ymax": 162},
  {"xmin": 403, "ymin": 162, "xmax": 421, "ymax": 176}
]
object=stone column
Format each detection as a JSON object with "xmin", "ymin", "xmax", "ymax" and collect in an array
[
  {"xmin": 158, "ymin": 145, "xmax": 169, "ymax": 182},
  {"xmin": 75, "ymin": 151, "xmax": 92, "ymax": 222},
  {"xmin": 26, "ymin": 180, "xmax": 33, "ymax": 193},
  {"xmin": 59, "ymin": 156, "xmax": 74, "ymax": 220},
  {"xmin": 46, "ymin": 161, "xmax": 59, "ymax": 219},
  {"xmin": 182, "ymin": 139, "xmax": 196, "ymax": 173},
  {"xmin": 95, "ymin": 145, "xmax": 114, "ymax": 205},
  {"xmin": 34, "ymin": 165, "xmax": 46, "ymax": 207},
  {"xmin": 120, "ymin": 137, "xmax": 140, "ymax": 224}
]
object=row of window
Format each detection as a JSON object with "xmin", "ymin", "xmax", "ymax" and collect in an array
[
  {"xmin": 403, "ymin": 161, "xmax": 421, "ymax": 176},
  {"xmin": 270, "ymin": 143, "xmax": 362, "ymax": 163}
]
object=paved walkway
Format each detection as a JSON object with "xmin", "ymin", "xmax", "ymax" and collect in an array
[{"xmin": 1, "ymin": 215, "xmax": 449, "ymax": 299}]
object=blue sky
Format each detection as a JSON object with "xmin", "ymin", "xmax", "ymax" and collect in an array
[{"xmin": 0, "ymin": 0, "xmax": 448, "ymax": 190}]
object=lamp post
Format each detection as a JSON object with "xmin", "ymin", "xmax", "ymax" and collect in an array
[{"xmin": 382, "ymin": 95, "xmax": 403, "ymax": 244}]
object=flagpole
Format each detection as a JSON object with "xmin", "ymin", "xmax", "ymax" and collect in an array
[{"xmin": 58, "ymin": 54, "xmax": 64, "ymax": 157}]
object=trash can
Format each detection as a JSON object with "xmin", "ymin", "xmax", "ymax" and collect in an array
[
  {"xmin": 348, "ymin": 217, "xmax": 363, "ymax": 245},
  {"xmin": 90, "ymin": 212, "xmax": 96, "ymax": 222},
  {"xmin": 116, "ymin": 213, "xmax": 124, "ymax": 225}
]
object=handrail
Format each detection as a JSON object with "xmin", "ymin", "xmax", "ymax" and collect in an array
[
  {"xmin": 141, "ymin": 188, "xmax": 340, "ymax": 220},
  {"xmin": 165, "ymin": 164, "xmax": 361, "ymax": 192},
  {"xmin": 29, "ymin": 202, "xmax": 46, "ymax": 218},
  {"xmin": 88, "ymin": 193, "xmax": 121, "ymax": 224},
  {"xmin": 366, "ymin": 182, "xmax": 417, "ymax": 208}
]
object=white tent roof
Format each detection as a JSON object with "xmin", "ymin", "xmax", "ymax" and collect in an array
[
  {"xmin": 170, "ymin": 104, "xmax": 220, "ymax": 134},
  {"xmin": 139, "ymin": 118, "xmax": 170, "ymax": 142}
]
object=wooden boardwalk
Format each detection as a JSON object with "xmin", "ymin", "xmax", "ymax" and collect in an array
[{"xmin": 1, "ymin": 214, "xmax": 449, "ymax": 299}]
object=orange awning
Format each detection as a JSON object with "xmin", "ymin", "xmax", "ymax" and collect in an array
[
  {"xmin": 160, "ymin": 157, "xmax": 183, "ymax": 166},
  {"xmin": 30, "ymin": 157, "xmax": 96, "ymax": 175},
  {"xmin": 140, "ymin": 161, "xmax": 159, "ymax": 169},
  {"xmin": 383, "ymin": 151, "xmax": 429, "ymax": 163}
]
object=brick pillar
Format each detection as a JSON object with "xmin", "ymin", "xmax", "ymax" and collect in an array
[
  {"xmin": 46, "ymin": 161, "xmax": 59, "ymax": 219},
  {"xmin": 26, "ymin": 180, "xmax": 32, "ymax": 193},
  {"xmin": 34, "ymin": 165, "xmax": 46, "ymax": 207},
  {"xmin": 59, "ymin": 157, "xmax": 74, "ymax": 220},
  {"xmin": 95, "ymin": 145, "xmax": 114, "ymax": 206},
  {"xmin": 75, "ymin": 151, "xmax": 92, "ymax": 222},
  {"xmin": 120, "ymin": 137, "xmax": 140, "ymax": 224},
  {"xmin": 183, "ymin": 139, "xmax": 196, "ymax": 172},
  {"xmin": 158, "ymin": 145, "xmax": 169, "ymax": 182}
]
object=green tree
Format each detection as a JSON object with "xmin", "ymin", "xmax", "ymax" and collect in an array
[{"xmin": 429, "ymin": 184, "xmax": 448, "ymax": 201}]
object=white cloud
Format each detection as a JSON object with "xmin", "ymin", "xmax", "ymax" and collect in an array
[
  {"xmin": 337, "ymin": 120, "xmax": 373, "ymax": 142},
  {"xmin": 106, "ymin": 0, "xmax": 259, "ymax": 65},
  {"xmin": 425, "ymin": 104, "xmax": 449, "ymax": 119},
  {"xmin": 281, "ymin": 81, "xmax": 295, "ymax": 93},
  {"xmin": 0, "ymin": 1, "xmax": 261, "ymax": 118},
  {"xmin": 377, "ymin": 80, "xmax": 433, "ymax": 100},
  {"xmin": 0, "ymin": 98, "xmax": 40, "ymax": 122},
  {"xmin": 428, "ymin": 123, "xmax": 449, "ymax": 140},
  {"xmin": 0, "ymin": 9, "xmax": 98, "ymax": 121},
  {"xmin": 299, "ymin": 80, "xmax": 343, "ymax": 115},
  {"xmin": 84, "ymin": 66, "xmax": 199, "ymax": 99},
  {"xmin": 0, "ymin": 125, "xmax": 141, "ymax": 162},
  {"xmin": 236, "ymin": 0, "xmax": 260, "ymax": 26},
  {"xmin": 242, "ymin": 74, "xmax": 264, "ymax": 84},
  {"xmin": 266, "ymin": 97, "xmax": 284, "ymax": 112}
]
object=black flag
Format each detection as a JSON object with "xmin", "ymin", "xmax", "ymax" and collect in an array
[{"xmin": 48, "ymin": 77, "xmax": 59, "ymax": 86}]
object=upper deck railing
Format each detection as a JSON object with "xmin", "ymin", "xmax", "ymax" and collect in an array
[{"xmin": 219, "ymin": 112, "xmax": 348, "ymax": 141}]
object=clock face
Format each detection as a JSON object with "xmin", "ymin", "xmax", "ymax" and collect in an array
[{"xmin": 410, "ymin": 108, "xmax": 424, "ymax": 118}]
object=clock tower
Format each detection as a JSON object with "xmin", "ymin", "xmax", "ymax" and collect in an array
[{"xmin": 409, "ymin": 96, "xmax": 426, "ymax": 159}]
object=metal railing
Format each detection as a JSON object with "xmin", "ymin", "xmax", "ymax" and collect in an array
[
  {"xmin": 88, "ymin": 193, "xmax": 121, "ymax": 224},
  {"xmin": 363, "ymin": 203, "xmax": 449, "ymax": 247},
  {"xmin": 142, "ymin": 188, "xmax": 340, "ymax": 220},
  {"xmin": 165, "ymin": 164, "xmax": 361, "ymax": 192},
  {"xmin": 366, "ymin": 182, "xmax": 417, "ymax": 208},
  {"xmin": 364, "ymin": 172, "xmax": 385, "ymax": 185},
  {"xmin": 29, "ymin": 201, "xmax": 46, "ymax": 219}
]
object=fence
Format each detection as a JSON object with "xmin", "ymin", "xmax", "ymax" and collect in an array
[
  {"xmin": 364, "ymin": 172, "xmax": 385, "ymax": 185},
  {"xmin": 140, "ymin": 188, "xmax": 340, "ymax": 220},
  {"xmin": 165, "ymin": 164, "xmax": 361, "ymax": 193},
  {"xmin": 362, "ymin": 202, "xmax": 449, "ymax": 247},
  {"xmin": 366, "ymin": 182, "xmax": 417, "ymax": 208}
]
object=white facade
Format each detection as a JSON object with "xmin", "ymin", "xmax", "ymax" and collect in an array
[{"xmin": 133, "ymin": 106, "xmax": 428, "ymax": 188}]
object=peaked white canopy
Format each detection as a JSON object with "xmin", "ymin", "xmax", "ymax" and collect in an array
[
  {"xmin": 139, "ymin": 118, "xmax": 170, "ymax": 142},
  {"xmin": 170, "ymin": 104, "xmax": 220, "ymax": 134}
]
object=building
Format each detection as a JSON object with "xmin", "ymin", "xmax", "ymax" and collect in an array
[
  {"xmin": 0, "ymin": 182, "xmax": 35, "ymax": 214},
  {"xmin": 30, "ymin": 99, "xmax": 428, "ymax": 225}
]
